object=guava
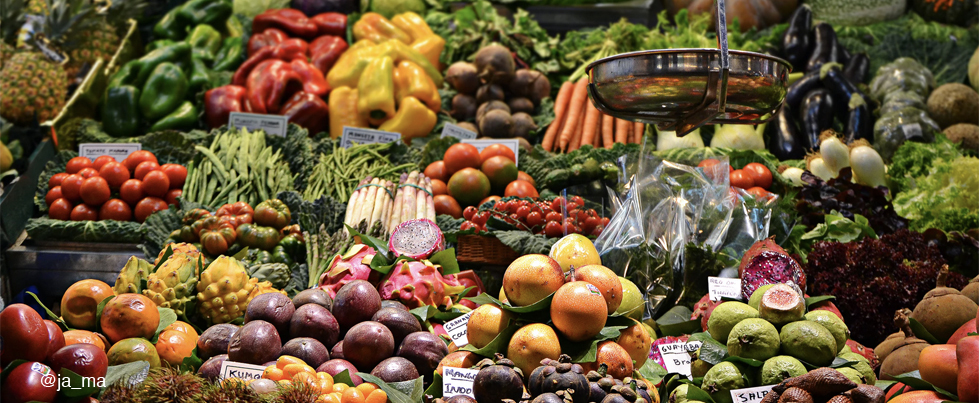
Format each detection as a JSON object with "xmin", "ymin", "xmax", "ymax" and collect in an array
[
  {"xmin": 780, "ymin": 321, "xmax": 838, "ymax": 366},
  {"xmin": 727, "ymin": 318, "xmax": 780, "ymax": 361},
  {"xmin": 805, "ymin": 311, "xmax": 850, "ymax": 353},
  {"xmin": 707, "ymin": 302, "xmax": 758, "ymax": 342},
  {"xmin": 760, "ymin": 355, "xmax": 807, "ymax": 385}
]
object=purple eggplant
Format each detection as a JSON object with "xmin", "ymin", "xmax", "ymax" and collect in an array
[
  {"xmin": 843, "ymin": 53, "xmax": 870, "ymax": 85},
  {"xmin": 845, "ymin": 103, "xmax": 874, "ymax": 143},
  {"xmin": 806, "ymin": 23, "xmax": 840, "ymax": 72},
  {"xmin": 292, "ymin": 0, "xmax": 357, "ymax": 16},
  {"xmin": 766, "ymin": 103, "xmax": 807, "ymax": 160},
  {"xmin": 800, "ymin": 88, "xmax": 835, "ymax": 150},
  {"xmin": 785, "ymin": 71, "xmax": 822, "ymax": 111},
  {"xmin": 781, "ymin": 5, "xmax": 812, "ymax": 72}
]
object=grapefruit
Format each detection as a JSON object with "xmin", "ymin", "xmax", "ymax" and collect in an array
[
  {"xmin": 551, "ymin": 281, "xmax": 608, "ymax": 342},
  {"xmin": 503, "ymin": 255, "xmax": 565, "ymax": 306}
]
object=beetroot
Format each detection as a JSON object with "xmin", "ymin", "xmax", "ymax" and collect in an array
[
  {"xmin": 388, "ymin": 219, "xmax": 445, "ymax": 260},
  {"xmin": 378, "ymin": 260, "xmax": 463, "ymax": 308},
  {"xmin": 317, "ymin": 244, "xmax": 381, "ymax": 298},
  {"xmin": 739, "ymin": 238, "xmax": 807, "ymax": 300}
]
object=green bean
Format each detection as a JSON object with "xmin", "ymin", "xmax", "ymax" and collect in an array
[{"xmin": 194, "ymin": 146, "xmax": 228, "ymax": 182}]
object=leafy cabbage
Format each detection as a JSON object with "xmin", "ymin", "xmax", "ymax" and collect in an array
[{"xmin": 893, "ymin": 155, "xmax": 979, "ymax": 232}]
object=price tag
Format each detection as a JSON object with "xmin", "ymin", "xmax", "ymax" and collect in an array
[
  {"xmin": 901, "ymin": 123, "xmax": 924, "ymax": 142},
  {"xmin": 708, "ymin": 277, "xmax": 742, "ymax": 301},
  {"xmin": 78, "ymin": 143, "xmax": 141, "ymax": 162},
  {"xmin": 229, "ymin": 112, "xmax": 289, "ymax": 137},
  {"xmin": 657, "ymin": 341, "xmax": 702, "ymax": 378},
  {"xmin": 441, "ymin": 123, "xmax": 478, "ymax": 140},
  {"xmin": 442, "ymin": 367, "xmax": 479, "ymax": 399},
  {"xmin": 443, "ymin": 312, "xmax": 474, "ymax": 347},
  {"xmin": 219, "ymin": 361, "xmax": 269, "ymax": 381},
  {"xmin": 730, "ymin": 385, "xmax": 775, "ymax": 403},
  {"xmin": 340, "ymin": 127, "xmax": 402, "ymax": 148},
  {"xmin": 461, "ymin": 139, "xmax": 520, "ymax": 166}
]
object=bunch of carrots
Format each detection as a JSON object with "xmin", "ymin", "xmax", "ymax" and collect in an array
[{"xmin": 542, "ymin": 77, "xmax": 645, "ymax": 152}]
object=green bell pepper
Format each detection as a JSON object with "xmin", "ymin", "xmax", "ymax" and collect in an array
[
  {"xmin": 134, "ymin": 42, "xmax": 191, "ymax": 86},
  {"xmin": 249, "ymin": 249, "xmax": 272, "ymax": 265},
  {"xmin": 146, "ymin": 39, "xmax": 178, "ymax": 53},
  {"xmin": 108, "ymin": 60, "xmax": 140, "ymax": 88},
  {"xmin": 270, "ymin": 245, "xmax": 294, "ymax": 265},
  {"xmin": 154, "ymin": 7, "xmax": 189, "ymax": 40},
  {"xmin": 212, "ymin": 36, "xmax": 244, "ymax": 71},
  {"xmin": 253, "ymin": 199, "xmax": 292, "ymax": 230},
  {"xmin": 237, "ymin": 223, "xmax": 282, "ymax": 251},
  {"xmin": 225, "ymin": 15, "xmax": 244, "ymax": 38},
  {"xmin": 179, "ymin": 0, "xmax": 232, "ymax": 26},
  {"xmin": 139, "ymin": 62, "xmax": 188, "ymax": 121},
  {"xmin": 149, "ymin": 101, "xmax": 198, "ymax": 132},
  {"xmin": 189, "ymin": 56, "xmax": 211, "ymax": 91},
  {"xmin": 102, "ymin": 85, "xmax": 141, "ymax": 138},
  {"xmin": 278, "ymin": 234, "xmax": 305, "ymax": 262},
  {"xmin": 188, "ymin": 24, "xmax": 222, "ymax": 61}
]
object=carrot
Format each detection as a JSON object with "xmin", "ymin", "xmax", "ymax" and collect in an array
[
  {"xmin": 615, "ymin": 118, "xmax": 631, "ymax": 144},
  {"xmin": 633, "ymin": 122, "xmax": 645, "ymax": 144},
  {"xmin": 570, "ymin": 113, "xmax": 584, "ymax": 151},
  {"xmin": 581, "ymin": 100, "xmax": 600, "ymax": 150},
  {"xmin": 601, "ymin": 114, "xmax": 614, "ymax": 149},
  {"xmin": 542, "ymin": 81, "xmax": 574, "ymax": 151},
  {"xmin": 593, "ymin": 115, "xmax": 602, "ymax": 147},
  {"xmin": 559, "ymin": 77, "xmax": 589, "ymax": 151}
]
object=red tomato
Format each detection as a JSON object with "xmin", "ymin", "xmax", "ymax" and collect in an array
[
  {"xmin": 729, "ymin": 169, "xmax": 755, "ymax": 189},
  {"xmin": 424, "ymin": 161, "xmax": 448, "ymax": 182},
  {"xmin": 504, "ymin": 180, "xmax": 539, "ymax": 198},
  {"xmin": 133, "ymin": 161, "xmax": 160, "ymax": 181},
  {"xmin": 77, "ymin": 167, "xmax": 99, "ymax": 178},
  {"xmin": 479, "ymin": 144, "xmax": 516, "ymax": 165},
  {"xmin": 48, "ymin": 198, "xmax": 73, "ymax": 220},
  {"xmin": 443, "ymin": 143, "xmax": 481, "ymax": 176},
  {"xmin": 141, "ymin": 170, "xmax": 170, "ymax": 198},
  {"xmin": 159, "ymin": 164, "xmax": 187, "ymax": 189},
  {"xmin": 60, "ymin": 174, "xmax": 85, "ymax": 203},
  {"xmin": 80, "ymin": 176, "xmax": 111, "ymax": 206},
  {"xmin": 544, "ymin": 220, "xmax": 563, "ymax": 237},
  {"xmin": 742, "ymin": 162, "xmax": 773, "ymax": 189},
  {"xmin": 70, "ymin": 204, "xmax": 98, "ymax": 221},
  {"xmin": 66, "ymin": 156, "xmax": 93, "ymax": 174},
  {"xmin": 99, "ymin": 199, "xmax": 132, "ymax": 221},
  {"xmin": 48, "ymin": 172, "xmax": 68, "ymax": 188},
  {"xmin": 165, "ymin": 189, "xmax": 182, "ymax": 205},
  {"xmin": 119, "ymin": 179, "xmax": 143, "ymax": 206},
  {"xmin": 431, "ymin": 179, "xmax": 447, "ymax": 195},
  {"xmin": 122, "ymin": 150, "xmax": 158, "ymax": 173},
  {"xmin": 45, "ymin": 187, "xmax": 63, "ymax": 206},
  {"xmin": 746, "ymin": 186, "xmax": 773, "ymax": 200},
  {"xmin": 527, "ymin": 211, "xmax": 543, "ymax": 227},
  {"xmin": 98, "ymin": 162, "xmax": 130, "ymax": 189},
  {"xmin": 698, "ymin": 158, "xmax": 734, "ymax": 172},
  {"xmin": 134, "ymin": 197, "xmax": 168, "ymax": 223},
  {"xmin": 92, "ymin": 156, "xmax": 116, "ymax": 171}
]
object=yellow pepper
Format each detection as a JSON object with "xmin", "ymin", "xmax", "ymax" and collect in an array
[
  {"xmin": 391, "ymin": 12, "xmax": 434, "ymax": 43},
  {"xmin": 410, "ymin": 35, "xmax": 445, "ymax": 72},
  {"xmin": 394, "ymin": 60, "xmax": 440, "ymax": 112},
  {"xmin": 353, "ymin": 13, "xmax": 412, "ymax": 45},
  {"xmin": 357, "ymin": 56, "xmax": 396, "ymax": 124},
  {"xmin": 326, "ymin": 39, "xmax": 376, "ymax": 89},
  {"xmin": 328, "ymin": 86, "xmax": 369, "ymax": 138},
  {"xmin": 374, "ymin": 39, "xmax": 443, "ymax": 87},
  {"xmin": 379, "ymin": 96, "xmax": 437, "ymax": 143}
]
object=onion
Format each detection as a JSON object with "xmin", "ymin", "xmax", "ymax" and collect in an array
[
  {"xmin": 818, "ymin": 132, "xmax": 850, "ymax": 174},
  {"xmin": 656, "ymin": 128, "xmax": 704, "ymax": 150},
  {"xmin": 806, "ymin": 155, "xmax": 836, "ymax": 181},
  {"xmin": 781, "ymin": 167, "xmax": 805, "ymax": 187},
  {"xmin": 849, "ymin": 140, "xmax": 886, "ymax": 188},
  {"xmin": 710, "ymin": 124, "xmax": 765, "ymax": 150}
]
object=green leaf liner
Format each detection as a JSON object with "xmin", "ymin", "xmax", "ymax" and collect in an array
[
  {"xmin": 461, "ymin": 324, "xmax": 521, "ymax": 357},
  {"xmin": 60, "ymin": 367, "xmax": 101, "ymax": 397},
  {"xmin": 26, "ymin": 291, "xmax": 72, "ymax": 331},
  {"xmin": 636, "ymin": 358, "xmax": 669, "ymax": 386},
  {"xmin": 333, "ymin": 369, "xmax": 356, "ymax": 387},
  {"xmin": 888, "ymin": 370, "xmax": 959, "ymax": 401},
  {"xmin": 466, "ymin": 292, "xmax": 555, "ymax": 314},
  {"xmin": 357, "ymin": 373, "xmax": 422, "ymax": 403},
  {"xmin": 803, "ymin": 295, "xmax": 836, "ymax": 308},
  {"xmin": 908, "ymin": 317, "xmax": 942, "ymax": 344},
  {"xmin": 151, "ymin": 307, "xmax": 179, "ymax": 344}
]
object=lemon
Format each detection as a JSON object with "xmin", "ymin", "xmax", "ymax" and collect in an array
[{"xmin": 549, "ymin": 234, "xmax": 601, "ymax": 273}]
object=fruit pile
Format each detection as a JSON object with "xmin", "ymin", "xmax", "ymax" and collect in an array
[
  {"xmin": 167, "ymin": 199, "xmax": 304, "ymax": 261},
  {"xmin": 425, "ymin": 142, "xmax": 538, "ymax": 212},
  {"xmin": 255, "ymin": 357, "xmax": 390, "ymax": 403},
  {"xmin": 44, "ymin": 151, "xmax": 186, "ymax": 222},
  {"xmin": 698, "ymin": 158, "xmax": 776, "ymax": 200},
  {"xmin": 459, "ymin": 195, "xmax": 609, "ymax": 238}
]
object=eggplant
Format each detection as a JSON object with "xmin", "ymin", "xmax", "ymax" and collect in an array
[
  {"xmin": 842, "ymin": 53, "xmax": 870, "ymax": 85},
  {"xmin": 806, "ymin": 23, "xmax": 840, "ymax": 72},
  {"xmin": 766, "ymin": 103, "xmax": 808, "ymax": 160},
  {"xmin": 834, "ymin": 43, "xmax": 851, "ymax": 66},
  {"xmin": 845, "ymin": 104, "xmax": 874, "ymax": 143},
  {"xmin": 800, "ymin": 88, "xmax": 835, "ymax": 150},
  {"xmin": 820, "ymin": 64, "xmax": 867, "ymax": 121},
  {"xmin": 781, "ymin": 5, "xmax": 812, "ymax": 72},
  {"xmin": 785, "ymin": 71, "xmax": 822, "ymax": 111}
]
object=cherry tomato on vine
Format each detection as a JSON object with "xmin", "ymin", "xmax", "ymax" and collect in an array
[
  {"xmin": 472, "ymin": 211, "xmax": 490, "ymax": 226},
  {"xmin": 544, "ymin": 221, "xmax": 563, "ymax": 238},
  {"xmin": 545, "ymin": 211, "xmax": 562, "ymax": 223},
  {"xmin": 526, "ymin": 211, "xmax": 543, "ymax": 227},
  {"xmin": 463, "ymin": 206, "xmax": 478, "ymax": 221}
]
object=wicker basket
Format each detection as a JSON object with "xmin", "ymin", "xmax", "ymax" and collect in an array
[{"xmin": 456, "ymin": 235, "xmax": 520, "ymax": 266}]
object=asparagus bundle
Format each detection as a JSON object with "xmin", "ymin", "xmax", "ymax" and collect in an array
[
  {"xmin": 385, "ymin": 170, "xmax": 436, "ymax": 235},
  {"xmin": 342, "ymin": 176, "xmax": 396, "ymax": 236}
]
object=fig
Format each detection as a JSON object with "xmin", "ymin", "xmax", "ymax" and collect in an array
[
  {"xmin": 397, "ymin": 331, "xmax": 448, "ymax": 382},
  {"xmin": 880, "ymin": 309, "xmax": 930, "ymax": 381},
  {"xmin": 228, "ymin": 320, "xmax": 282, "ymax": 365},
  {"xmin": 280, "ymin": 337, "xmax": 330, "ymax": 369},
  {"xmin": 473, "ymin": 354, "xmax": 524, "ymax": 403},
  {"xmin": 911, "ymin": 265, "xmax": 979, "ymax": 343},
  {"xmin": 372, "ymin": 307, "xmax": 422, "ymax": 348},
  {"xmin": 198, "ymin": 354, "xmax": 228, "ymax": 381},
  {"xmin": 332, "ymin": 280, "xmax": 382, "ymax": 330},
  {"xmin": 317, "ymin": 359, "xmax": 363, "ymax": 385},
  {"xmin": 197, "ymin": 323, "xmax": 239, "ymax": 359},
  {"xmin": 293, "ymin": 289, "xmax": 333, "ymax": 311},
  {"xmin": 290, "ymin": 303, "xmax": 340, "ymax": 348},
  {"xmin": 245, "ymin": 292, "xmax": 295, "ymax": 338},
  {"xmin": 371, "ymin": 357, "xmax": 420, "ymax": 382},
  {"xmin": 343, "ymin": 321, "xmax": 395, "ymax": 370}
]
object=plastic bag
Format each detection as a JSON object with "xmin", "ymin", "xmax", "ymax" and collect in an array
[
  {"xmin": 869, "ymin": 57, "xmax": 935, "ymax": 100},
  {"xmin": 873, "ymin": 106, "xmax": 940, "ymax": 162}
]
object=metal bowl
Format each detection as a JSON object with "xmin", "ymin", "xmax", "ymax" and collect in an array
[{"xmin": 586, "ymin": 48, "xmax": 791, "ymax": 132}]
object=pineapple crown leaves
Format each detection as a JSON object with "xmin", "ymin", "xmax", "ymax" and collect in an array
[
  {"xmin": 32, "ymin": 0, "xmax": 97, "ymax": 49},
  {"xmin": 1, "ymin": 0, "xmax": 27, "ymax": 44},
  {"xmin": 99, "ymin": 0, "xmax": 148, "ymax": 27}
]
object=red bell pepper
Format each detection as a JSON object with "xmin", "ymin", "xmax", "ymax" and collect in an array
[
  {"xmin": 281, "ymin": 92, "xmax": 329, "ymax": 135},
  {"xmin": 245, "ymin": 59, "xmax": 303, "ymax": 114},
  {"xmin": 309, "ymin": 36, "xmax": 348, "ymax": 75},
  {"xmin": 253, "ymin": 8, "xmax": 319, "ymax": 38},
  {"xmin": 271, "ymin": 38, "xmax": 309, "ymax": 62},
  {"xmin": 204, "ymin": 85, "xmax": 247, "ymax": 128},
  {"xmin": 216, "ymin": 201, "xmax": 254, "ymax": 227},
  {"xmin": 233, "ymin": 47, "xmax": 275, "ymax": 86},
  {"xmin": 312, "ymin": 12, "xmax": 347, "ymax": 37},
  {"xmin": 247, "ymin": 28, "xmax": 288, "ymax": 56},
  {"xmin": 290, "ymin": 59, "xmax": 330, "ymax": 97}
]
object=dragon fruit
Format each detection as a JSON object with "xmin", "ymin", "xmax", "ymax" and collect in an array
[
  {"xmin": 738, "ymin": 238, "xmax": 807, "ymax": 300},
  {"xmin": 690, "ymin": 294, "xmax": 722, "ymax": 332},
  {"xmin": 317, "ymin": 244, "xmax": 381, "ymax": 298},
  {"xmin": 806, "ymin": 294, "xmax": 844, "ymax": 321},
  {"xmin": 197, "ymin": 256, "xmax": 258, "ymax": 324},
  {"xmin": 845, "ymin": 339, "xmax": 879, "ymax": 370},
  {"xmin": 378, "ymin": 260, "xmax": 465, "ymax": 308},
  {"xmin": 442, "ymin": 270, "xmax": 486, "ymax": 309},
  {"xmin": 648, "ymin": 335, "xmax": 690, "ymax": 368},
  {"xmin": 388, "ymin": 219, "xmax": 445, "ymax": 260}
]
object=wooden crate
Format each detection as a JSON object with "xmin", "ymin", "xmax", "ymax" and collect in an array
[{"xmin": 456, "ymin": 235, "xmax": 520, "ymax": 266}]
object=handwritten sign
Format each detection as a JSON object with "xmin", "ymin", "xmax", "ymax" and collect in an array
[
  {"xmin": 229, "ymin": 112, "xmax": 289, "ymax": 137},
  {"xmin": 441, "ymin": 123, "xmax": 478, "ymax": 140},
  {"xmin": 657, "ymin": 341, "xmax": 703, "ymax": 378},
  {"xmin": 78, "ymin": 143, "xmax": 141, "ymax": 162},
  {"xmin": 219, "ymin": 361, "xmax": 269, "ymax": 381},
  {"xmin": 461, "ymin": 139, "xmax": 520, "ymax": 166},
  {"xmin": 340, "ymin": 127, "xmax": 402, "ymax": 148},
  {"xmin": 443, "ymin": 367, "xmax": 479, "ymax": 399},
  {"xmin": 708, "ymin": 277, "xmax": 743, "ymax": 301},
  {"xmin": 443, "ymin": 312, "xmax": 474, "ymax": 347},
  {"xmin": 731, "ymin": 385, "xmax": 775, "ymax": 403}
]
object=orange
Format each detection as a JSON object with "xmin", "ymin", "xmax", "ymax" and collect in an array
[
  {"xmin": 573, "ymin": 265, "xmax": 623, "ymax": 314},
  {"xmin": 99, "ymin": 293, "xmax": 160, "ymax": 343},
  {"xmin": 164, "ymin": 321, "xmax": 199, "ymax": 338},
  {"xmin": 365, "ymin": 389, "xmax": 387, "ymax": 403},
  {"xmin": 63, "ymin": 329, "xmax": 107, "ymax": 351},
  {"xmin": 507, "ymin": 323, "xmax": 562, "ymax": 377},
  {"xmin": 342, "ymin": 386, "xmax": 367, "ymax": 403},
  {"xmin": 550, "ymin": 281, "xmax": 607, "ymax": 341},
  {"xmin": 503, "ymin": 255, "xmax": 565, "ymax": 306},
  {"xmin": 155, "ymin": 329, "xmax": 197, "ymax": 366},
  {"xmin": 61, "ymin": 279, "xmax": 114, "ymax": 329}
]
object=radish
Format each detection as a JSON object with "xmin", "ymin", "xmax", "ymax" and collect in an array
[
  {"xmin": 806, "ymin": 154, "xmax": 836, "ymax": 181},
  {"xmin": 818, "ymin": 132, "xmax": 850, "ymax": 175},
  {"xmin": 849, "ymin": 140, "xmax": 886, "ymax": 188}
]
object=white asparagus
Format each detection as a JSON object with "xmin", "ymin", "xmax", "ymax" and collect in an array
[
  {"xmin": 343, "ymin": 177, "xmax": 368, "ymax": 228},
  {"xmin": 387, "ymin": 173, "xmax": 408, "ymax": 234},
  {"xmin": 377, "ymin": 181, "xmax": 392, "ymax": 237},
  {"xmin": 425, "ymin": 177, "xmax": 435, "ymax": 221},
  {"xmin": 415, "ymin": 173, "xmax": 428, "ymax": 221},
  {"xmin": 357, "ymin": 177, "xmax": 380, "ymax": 227},
  {"xmin": 401, "ymin": 171, "xmax": 418, "ymax": 224},
  {"xmin": 369, "ymin": 179, "xmax": 390, "ymax": 227},
  {"xmin": 349, "ymin": 176, "xmax": 374, "ymax": 227}
]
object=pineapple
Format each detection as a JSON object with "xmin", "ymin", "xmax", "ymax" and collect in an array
[
  {"xmin": 26, "ymin": 0, "xmax": 50, "ymax": 16},
  {"xmin": 64, "ymin": 0, "xmax": 147, "ymax": 80}
]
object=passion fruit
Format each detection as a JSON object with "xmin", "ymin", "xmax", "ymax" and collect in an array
[
  {"xmin": 503, "ymin": 254, "xmax": 565, "ymax": 307},
  {"xmin": 551, "ymin": 281, "xmax": 607, "ymax": 342}
]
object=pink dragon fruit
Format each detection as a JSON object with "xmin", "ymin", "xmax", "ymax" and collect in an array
[
  {"xmin": 845, "ymin": 339, "xmax": 879, "ymax": 370},
  {"xmin": 805, "ymin": 293, "xmax": 844, "ymax": 320},
  {"xmin": 442, "ymin": 270, "xmax": 486, "ymax": 309},
  {"xmin": 648, "ymin": 335, "xmax": 690, "ymax": 368},
  {"xmin": 317, "ymin": 244, "xmax": 381, "ymax": 298},
  {"xmin": 738, "ymin": 238, "xmax": 807, "ymax": 300},
  {"xmin": 388, "ymin": 219, "xmax": 445, "ymax": 260},
  {"xmin": 377, "ymin": 260, "xmax": 465, "ymax": 308},
  {"xmin": 690, "ymin": 294, "xmax": 722, "ymax": 332}
]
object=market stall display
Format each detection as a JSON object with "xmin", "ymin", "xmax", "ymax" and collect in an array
[{"xmin": 1, "ymin": 0, "xmax": 978, "ymax": 401}]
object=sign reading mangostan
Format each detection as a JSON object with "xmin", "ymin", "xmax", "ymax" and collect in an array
[
  {"xmin": 444, "ymin": 311, "xmax": 474, "ymax": 347},
  {"xmin": 657, "ymin": 341, "xmax": 702, "ymax": 378},
  {"xmin": 442, "ymin": 367, "xmax": 479, "ymax": 399},
  {"xmin": 219, "ymin": 361, "xmax": 269, "ymax": 381}
]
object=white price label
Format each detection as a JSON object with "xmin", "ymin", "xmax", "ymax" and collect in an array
[
  {"xmin": 658, "ymin": 341, "xmax": 702, "ymax": 378},
  {"xmin": 340, "ymin": 127, "xmax": 402, "ymax": 148},
  {"xmin": 219, "ymin": 361, "xmax": 269, "ymax": 381},
  {"xmin": 78, "ymin": 143, "xmax": 141, "ymax": 162},
  {"xmin": 229, "ymin": 112, "xmax": 289, "ymax": 137},
  {"xmin": 708, "ymin": 277, "xmax": 743, "ymax": 301},
  {"xmin": 731, "ymin": 385, "xmax": 775, "ymax": 403},
  {"xmin": 441, "ymin": 123, "xmax": 478, "ymax": 140},
  {"xmin": 443, "ymin": 312, "xmax": 473, "ymax": 347},
  {"xmin": 442, "ymin": 367, "xmax": 479, "ymax": 399},
  {"xmin": 461, "ymin": 139, "xmax": 520, "ymax": 167}
]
